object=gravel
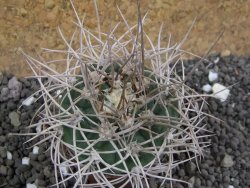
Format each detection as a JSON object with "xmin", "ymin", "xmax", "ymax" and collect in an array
[
  {"xmin": 0, "ymin": 54, "xmax": 249, "ymax": 187},
  {"xmin": 0, "ymin": 73, "xmax": 58, "ymax": 188},
  {"xmin": 165, "ymin": 54, "xmax": 250, "ymax": 188}
]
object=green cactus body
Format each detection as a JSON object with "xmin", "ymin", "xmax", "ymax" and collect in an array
[{"xmin": 60, "ymin": 63, "xmax": 179, "ymax": 172}]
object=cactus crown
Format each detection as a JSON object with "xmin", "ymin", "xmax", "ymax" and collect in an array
[{"xmin": 21, "ymin": 1, "xmax": 210, "ymax": 187}]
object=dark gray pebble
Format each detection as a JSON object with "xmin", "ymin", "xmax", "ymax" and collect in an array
[
  {"xmin": 0, "ymin": 165, "xmax": 7, "ymax": 176},
  {"xmin": 38, "ymin": 154, "xmax": 46, "ymax": 162},
  {"xmin": 201, "ymin": 169, "xmax": 209, "ymax": 177},
  {"xmin": 0, "ymin": 135, "xmax": 6, "ymax": 143},
  {"xmin": 6, "ymin": 159, "xmax": 14, "ymax": 166}
]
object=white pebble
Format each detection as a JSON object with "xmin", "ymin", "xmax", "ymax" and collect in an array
[
  {"xmin": 91, "ymin": 151, "xmax": 100, "ymax": 162},
  {"xmin": 22, "ymin": 157, "xmax": 30, "ymax": 165},
  {"xmin": 7, "ymin": 151, "xmax": 12, "ymax": 160},
  {"xmin": 213, "ymin": 57, "xmax": 220, "ymax": 64},
  {"xmin": 212, "ymin": 83, "xmax": 230, "ymax": 102},
  {"xmin": 36, "ymin": 124, "xmax": 42, "ymax": 133},
  {"xmin": 208, "ymin": 70, "xmax": 218, "ymax": 82},
  {"xmin": 56, "ymin": 89, "xmax": 61, "ymax": 95},
  {"xmin": 228, "ymin": 185, "xmax": 234, "ymax": 188},
  {"xmin": 202, "ymin": 84, "xmax": 212, "ymax": 93},
  {"xmin": 167, "ymin": 132, "xmax": 173, "ymax": 140},
  {"xmin": 26, "ymin": 183, "xmax": 37, "ymax": 188},
  {"xmin": 32, "ymin": 146, "xmax": 39, "ymax": 154},
  {"xmin": 22, "ymin": 96, "xmax": 35, "ymax": 106},
  {"xmin": 59, "ymin": 165, "xmax": 68, "ymax": 176}
]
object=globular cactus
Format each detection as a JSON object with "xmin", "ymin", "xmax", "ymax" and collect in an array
[
  {"xmin": 22, "ymin": 1, "xmax": 210, "ymax": 187},
  {"xmin": 61, "ymin": 62, "xmax": 178, "ymax": 171}
]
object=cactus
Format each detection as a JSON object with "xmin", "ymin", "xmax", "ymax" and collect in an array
[
  {"xmin": 21, "ymin": 1, "xmax": 210, "ymax": 187},
  {"xmin": 61, "ymin": 63, "xmax": 179, "ymax": 171}
]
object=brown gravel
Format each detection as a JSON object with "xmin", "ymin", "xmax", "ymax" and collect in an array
[{"xmin": 0, "ymin": 0, "xmax": 250, "ymax": 77}]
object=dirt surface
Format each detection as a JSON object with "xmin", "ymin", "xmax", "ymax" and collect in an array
[{"xmin": 0, "ymin": 0, "xmax": 249, "ymax": 77}]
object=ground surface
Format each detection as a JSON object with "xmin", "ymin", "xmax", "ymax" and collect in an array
[
  {"xmin": 0, "ymin": 54, "xmax": 249, "ymax": 187},
  {"xmin": 0, "ymin": 0, "xmax": 250, "ymax": 77}
]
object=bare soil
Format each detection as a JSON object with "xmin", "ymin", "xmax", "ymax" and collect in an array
[{"xmin": 0, "ymin": 0, "xmax": 249, "ymax": 77}]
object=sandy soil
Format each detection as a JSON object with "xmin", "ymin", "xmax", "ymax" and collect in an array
[{"xmin": 0, "ymin": 0, "xmax": 249, "ymax": 77}]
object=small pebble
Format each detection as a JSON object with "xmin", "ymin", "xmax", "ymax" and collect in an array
[
  {"xmin": 8, "ymin": 77, "xmax": 21, "ymax": 90},
  {"xmin": 213, "ymin": 57, "xmax": 220, "ymax": 64},
  {"xmin": 36, "ymin": 123, "xmax": 42, "ymax": 133},
  {"xmin": 178, "ymin": 169, "xmax": 185, "ymax": 177},
  {"xmin": 56, "ymin": 89, "xmax": 61, "ymax": 95},
  {"xmin": 22, "ymin": 96, "xmax": 36, "ymax": 106},
  {"xmin": 43, "ymin": 166, "xmax": 51, "ymax": 178},
  {"xmin": 221, "ymin": 154, "xmax": 234, "ymax": 168},
  {"xmin": 59, "ymin": 165, "xmax": 68, "ymax": 176},
  {"xmin": 201, "ymin": 169, "xmax": 209, "ymax": 177},
  {"xmin": 0, "ymin": 135, "xmax": 6, "ymax": 143},
  {"xmin": 202, "ymin": 84, "xmax": 212, "ymax": 93},
  {"xmin": 212, "ymin": 83, "xmax": 230, "ymax": 102},
  {"xmin": 188, "ymin": 176, "xmax": 195, "ymax": 187},
  {"xmin": 0, "ymin": 165, "xmax": 7, "ymax": 176},
  {"xmin": 32, "ymin": 146, "xmax": 39, "ymax": 155},
  {"xmin": 9, "ymin": 111, "xmax": 21, "ymax": 127},
  {"xmin": 0, "ymin": 87, "xmax": 10, "ymax": 101},
  {"xmin": 22, "ymin": 157, "xmax": 30, "ymax": 165},
  {"xmin": 208, "ymin": 70, "xmax": 218, "ymax": 82},
  {"xmin": 7, "ymin": 151, "xmax": 12, "ymax": 160},
  {"xmin": 26, "ymin": 183, "xmax": 37, "ymax": 188},
  {"xmin": 0, "ymin": 146, "xmax": 7, "ymax": 158}
]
